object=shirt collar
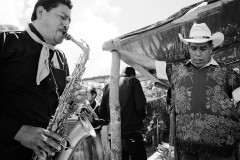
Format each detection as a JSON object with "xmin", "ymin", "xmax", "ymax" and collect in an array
[
  {"xmin": 185, "ymin": 57, "xmax": 219, "ymax": 68},
  {"xmin": 28, "ymin": 23, "xmax": 45, "ymax": 42}
]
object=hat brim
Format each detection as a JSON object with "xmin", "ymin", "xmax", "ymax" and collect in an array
[{"xmin": 178, "ymin": 32, "xmax": 224, "ymax": 48}]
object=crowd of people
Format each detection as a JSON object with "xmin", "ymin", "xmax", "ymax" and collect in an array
[{"xmin": 0, "ymin": 0, "xmax": 239, "ymax": 160}]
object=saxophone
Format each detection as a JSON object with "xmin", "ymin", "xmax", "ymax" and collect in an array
[{"xmin": 32, "ymin": 34, "xmax": 96, "ymax": 160}]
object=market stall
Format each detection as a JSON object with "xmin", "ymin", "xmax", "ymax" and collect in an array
[{"xmin": 103, "ymin": 0, "xmax": 240, "ymax": 159}]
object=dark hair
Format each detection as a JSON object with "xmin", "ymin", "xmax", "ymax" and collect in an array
[
  {"xmin": 89, "ymin": 87, "xmax": 97, "ymax": 96},
  {"xmin": 207, "ymin": 40, "xmax": 213, "ymax": 46},
  {"xmin": 31, "ymin": 0, "xmax": 73, "ymax": 21},
  {"xmin": 121, "ymin": 67, "xmax": 136, "ymax": 77}
]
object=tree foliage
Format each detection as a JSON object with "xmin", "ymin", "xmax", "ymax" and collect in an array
[{"xmin": 0, "ymin": 24, "xmax": 18, "ymax": 31}]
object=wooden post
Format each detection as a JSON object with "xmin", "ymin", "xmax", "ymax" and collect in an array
[
  {"xmin": 101, "ymin": 125, "xmax": 111, "ymax": 160},
  {"xmin": 109, "ymin": 50, "xmax": 121, "ymax": 160}
]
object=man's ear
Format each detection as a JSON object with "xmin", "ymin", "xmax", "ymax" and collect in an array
[{"xmin": 36, "ymin": 6, "xmax": 45, "ymax": 20}]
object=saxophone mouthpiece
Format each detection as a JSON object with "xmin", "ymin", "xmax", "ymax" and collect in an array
[{"xmin": 65, "ymin": 34, "xmax": 72, "ymax": 40}]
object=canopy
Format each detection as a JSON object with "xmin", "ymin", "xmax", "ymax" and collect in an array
[{"xmin": 108, "ymin": 0, "xmax": 240, "ymax": 88}]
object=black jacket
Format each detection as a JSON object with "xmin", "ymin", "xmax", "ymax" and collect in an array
[
  {"xmin": 119, "ymin": 77, "xmax": 146, "ymax": 132},
  {"xmin": 99, "ymin": 77, "xmax": 146, "ymax": 132},
  {"xmin": 0, "ymin": 24, "xmax": 69, "ymax": 154}
]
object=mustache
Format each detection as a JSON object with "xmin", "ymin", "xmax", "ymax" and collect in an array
[{"xmin": 59, "ymin": 28, "xmax": 68, "ymax": 34}]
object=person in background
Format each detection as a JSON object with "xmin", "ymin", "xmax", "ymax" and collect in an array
[
  {"xmin": 0, "ymin": 0, "xmax": 87, "ymax": 159},
  {"xmin": 82, "ymin": 87, "xmax": 105, "ymax": 160},
  {"xmin": 99, "ymin": 67, "xmax": 147, "ymax": 160},
  {"xmin": 120, "ymin": 67, "xmax": 147, "ymax": 160},
  {"xmin": 98, "ymin": 84, "xmax": 110, "ymax": 127},
  {"xmin": 104, "ymin": 23, "xmax": 240, "ymax": 160},
  {"xmin": 98, "ymin": 83, "xmax": 111, "ymax": 151}
]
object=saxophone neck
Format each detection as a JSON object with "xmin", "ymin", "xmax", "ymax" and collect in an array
[{"xmin": 65, "ymin": 34, "xmax": 90, "ymax": 58}]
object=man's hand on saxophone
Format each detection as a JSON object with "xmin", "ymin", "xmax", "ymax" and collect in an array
[
  {"xmin": 13, "ymin": 77, "xmax": 89, "ymax": 159},
  {"xmin": 14, "ymin": 125, "xmax": 62, "ymax": 159}
]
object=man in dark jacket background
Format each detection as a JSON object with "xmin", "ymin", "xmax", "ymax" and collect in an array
[
  {"xmin": 99, "ymin": 67, "xmax": 147, "ymax": 160},
  {"xmin": 119, "ymin": 66, "xmax": 147, "ymax": 160}
]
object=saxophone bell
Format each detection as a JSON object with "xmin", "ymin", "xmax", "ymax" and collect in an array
[{"xmin": 54, "ymin": 115, "xmax": 96, "ymax": 160}]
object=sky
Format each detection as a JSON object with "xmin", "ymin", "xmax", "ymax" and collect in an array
[{"xmin": 0, "ymin": 0, "xmax": 202, "ymax": 78}]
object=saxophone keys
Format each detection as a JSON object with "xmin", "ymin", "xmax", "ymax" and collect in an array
[{"xmin": 59, "ymin": 138, "xmax": 71, "ymax": 150}]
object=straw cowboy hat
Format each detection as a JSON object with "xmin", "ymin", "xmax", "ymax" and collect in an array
[{"xmin": 178, "ymin": 23, "xmax": 224, "ymax": 48}]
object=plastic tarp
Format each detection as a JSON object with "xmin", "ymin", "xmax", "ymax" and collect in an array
[{"xmin": 113, "ymin": 0, "xmax": 240, "ymax": 88}]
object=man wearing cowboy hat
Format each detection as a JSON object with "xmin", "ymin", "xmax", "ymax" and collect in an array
[{"xmin": 104, "ymin": 23, "xmax": 240, "ymax": 160}]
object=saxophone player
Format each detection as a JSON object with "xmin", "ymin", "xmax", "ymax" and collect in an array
[{"xmin": 0, "ymin": 0, "xmax": 87, "ymax": 159}]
